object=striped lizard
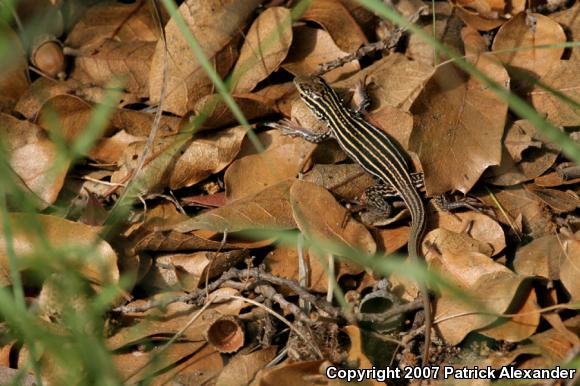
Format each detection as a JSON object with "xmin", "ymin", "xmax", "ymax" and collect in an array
[{"xmin": 280, "ymin": 75, "xmax": 432, "ymax": 366}]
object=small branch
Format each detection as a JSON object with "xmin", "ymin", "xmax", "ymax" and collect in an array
[{"xmin": 314, "ymin": 6, "xmax": 427, "ymax": 76}]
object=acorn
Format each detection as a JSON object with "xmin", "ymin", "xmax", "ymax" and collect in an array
[{"xmin": 30, "ymin": 34, "xmax": 65, "ymax": 79}]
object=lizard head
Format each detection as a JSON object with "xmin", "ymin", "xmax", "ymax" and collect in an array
[{"xmin": 294, "ymin": 75, "xmax": 333, "ymax": 102}]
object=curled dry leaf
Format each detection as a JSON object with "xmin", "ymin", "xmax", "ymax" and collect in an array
[
  {"xmin": 560, "ymin": 238, "xmax": 580, "ymax": 301},
  {"xmin": 451, "ymin": 0, "xmax": 510, "ymax": 31},
  {"xmin": 205, "ymin": 315, "xmax": 245, "ymax": 353},
  {"xmin": 334, "ymin": 53, "xmax": 434, "ymax": 112},
  {"xmin": 253, "ymin": 360, "xmax": 349, "ymax": 386},
  {"xmin": 410, "ymin": 27, "xmax": 508, "ymax": 195},
  {"xmin": 153, "ymin": 249, "xmax": 249, "ymax": 291},
  {"xmin": 486, "ymin": 120, "xmax": 560, "ymax": 186},
  {"xmin": 89, "ymin": 130, "xmax": 143, "ymax": 164},
  {"xmin": 513, "ymin": 234, "xmax": 578, "ymax": 297},
  {"xmin": 109, "ymin": 108, "xmax": 182, "ymax": 137},
  {"xmin": 225, "ymin": 135, "xmax": 316, "ymax": 201},
  {"xmin": 301, "ymin": 0, "xmax": 368, "ymax": 53},
  {"xmin": 289, "ymin": 180, "xmax": 377, "ymax": 257},
  {"xmin": 492, "ymin": 13, "xmax": 566, "ymax": 80},
  {"xmin": 14, "ymin": 78, "xmax": 81, "ymax": 120},
  {"xmin": 0, "ymin": 23, "xmax": 30, "ymax": 112},
  {"xmin": 107, "ymin": 288, "xmax": 245, "ymax": 349},
  {"xmin": 304, "ymin": 163, "xmax": 374, "ymax": 202},
  {"xmin": 71, "ymin": 39, "xmax": 156, "ymax": 98},
  {"xmin": 37, "ymin": 94, "xmax": 98, "ymax": 142},
  {"xmin": 112, "ymin": 126, "xmax": 246, "ymax": 193},
  {"xmin": 266, "ymin": 245, "xmax": 362, "ymax": 293},
  {"xmin": 134, "ymin": 228, "xmax": 272, "ymax": 252},
  {"xmin": 149, "ymin": 0, "xmax": 262, "ymax": 116},
  {"xmin": 526, "ymin": 185, "xmax": 580, "ymax": 213},
  {"xmin": 481, "ymin": 186, "xmax": 556, "ymax": 238},
  {"xmin": 113, "ymin": 342, "xmax": 217, "ymax": 385},
  {"xmin": 214, "ymin": 347, "xmax": 277, "ymax": 386},
  {"xmin": 193, "ymin": 93, "xmax": 277, "ymax": 129},
  {"xmin": 478, "ymin": 288, "xmax": 540, "ymax": 343},
  {"xmin": 282, "ymin": 27, "xmax": 360, "ymax": 82},
  {"xmin": 0, "ymin": 113, "xmax": 66, "ymax": 208},
  {"xmin": 231, "ymin": 7, "xmax": 293, "ymax": 94},
  {"xmin": 527, "ymin": 315, "xmax": 580, "ymax": 364},
  {"xmin": 175, "ymin": 180, "xmax": 297, "ymax": 233},
  {"xmin": 407, "ymin": 3, "xmax": 464, "ymax": 66},
  {"xmin": 0, "ymin": 213, "xmax": 119, "ymax": 287},
  {"xmin": 551, "ymin": 2, "xmax": 580, "ymax": 62},
  {"xmin": 432, "ymin": 208, "xmax": 506, "ymax": 256},
  {"xmin": 530, "ymin": 60, "xmax": 580, "ymax": 127},
  {"xmin": 65, "ymin": 2, "xmax": 163, "ymax": 48},
  {"xmin": 426, "ymin": 228, "xmax": 528, "ymax": 344}
]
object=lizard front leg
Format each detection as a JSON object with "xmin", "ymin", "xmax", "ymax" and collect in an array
[{"xmin": 265, "ymin": 119, "xmax": 333, "ymax": 143}]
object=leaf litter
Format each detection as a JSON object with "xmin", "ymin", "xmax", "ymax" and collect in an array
[{"xmin": 0, "ymin": 0, "xmax": 579, "ymax": 384}]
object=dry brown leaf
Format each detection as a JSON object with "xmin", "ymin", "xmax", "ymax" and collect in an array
[
  {"xmin": 153, "ymin": 250, "xmax": 249, "ymax": 291},
  {"xmin": 426, "ymin": 228, "xmax": 528, "ymax": 344},
  {"xmin": 237, "ymin": 129, "xmax": 297, "ymax": 158},
  {"xmin": 481, "ymin": 186, "xmax": 556, "ymax": 238},
  {"xmin": 0, "ymin": 213, "xmax": 119, "ymax": 287},
  {"xmin": 0, "ymin": 23, "xmax": 30, "ymax": 112},
  {"xmin": 89, "ymin": 130, "xmax": 143, "ymax": 164},
  {"xmin": 71, "ymin": 39, "xmax": 155, "ymax": 98},
  {"xmin": 253, "ymin": 360, "xmax": 346, "ymax": 386},
  {"xmin": 341, "ymin": 326, "xmax": 384, "ymax": 386},
  {"xmin": 113, "ymin": 342, "xmax": 207, "ymax": 384},
  {"xmin": 535, "ymin": 171, "xmax": 580, "ymax": 187},
  {"xmin": 560, "ymin": 238, "xmax": 580, "ymax": 301},
  {"xmin": 231, "ymin": 7, "xmax": 293, "ymax": 93},
  {"xmin": 175, "ymin": 180, "xmax": 297, "ymax": 233},
  {"xmin": 215, "ymin": 347, "xmax": 277, "ymax": 386},
  {"xmin": 486, "ymin": 120, "xmax": 560, "ymax": 186},
  {"xmin": 526, "ymin": 185, "xmax": 580, "ymax": 213},
  {"xmin": 266, "ymin": 245, "xmax": 361, "ymax": 293},
  {"xmin": 112, "ymin": 126, "xmax": 246, "ymax": 193},
  {"xmin": 301, "ymin": 0, "xmax": 368, "ymax": 53},
  {"xmin": 334, "ymin": 53, "xmax": 435, "ymax": 112},
  {"xmin": 492, "ymin": 13, "xmax": 566, "ymax": 80},
  {"xmin": 225, "ymin": 137, "xmax": 316, "ymax": 201},
  {"xmin": 193, "ymin": 93, "xmax": 277, "ymax": 129},
  {"xmin": 65, "ymin": 2, "xmax": 163, "ymax": 48},
  {"xmin": 375, "ymin": 225, "xmax": 412, "ymax": 254},
  {"xmin": 134, "ymin": 228, "xmax": 272, "ymax": 252},
  {"xmin": 0, "ymin": 113, "xmax": 67, "ymax": 208},
  {"xmin": 410, "ymin": 28, "xmax": 508, "ymax": 195},
  {"xmin": 37, "ymin": 94, "xmax": 99, "ymax": 142},
  {"xmin": 478, "ymin": 288, "xmax": 540, "ymax": 342},
  {"xmin": 156, "ymin": 344, "xmax": 224, "ymax": 386},
  {"xmin": 149, "ymin": 0, "xmax": 262, "ymax": 116},
  {"xmin": 108, "ymin": 289, "xmax": 245, "ymax": 349},
  {"xmin": 530, "ymin": 60, "xmax": 580, "ymax": 127},
  {"xmin": 290, "ymin": 180, "xmax": 377, "ymax": 256},
  {"xmin": 407, "ymin": 3, "xmax": 464, "ymax": 66},
  {"xmin": 551, "ymin": 2, "xmax": 580, "ymax": 61},
  {"xmin": 304, "ymin": 163, "xmax": 374, "ymax": 202},
  {"xmin": 433, "ymin": 209, "xmax": 506, "ymax": 256},
  {"xmin": 109, "ymin": 108, "xmax": 182, "ymax": 137},
  {"xmin": 282, "ymin": 26, "xmax": 360, "ymax": 82},
  {"xmin": 450, "ymin": 0, "xmax": 510, "ymax": 31},
  {"xmin": 515, "ymin": 234, "xmax": 563, "ymax": 279},
  {"xmin": 14, "ymin": 78, "xmax": 82, "ymax": 120},
  {"xmin": 528, "ymin": 315, "xmax": 580, "ymax": 363}
]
